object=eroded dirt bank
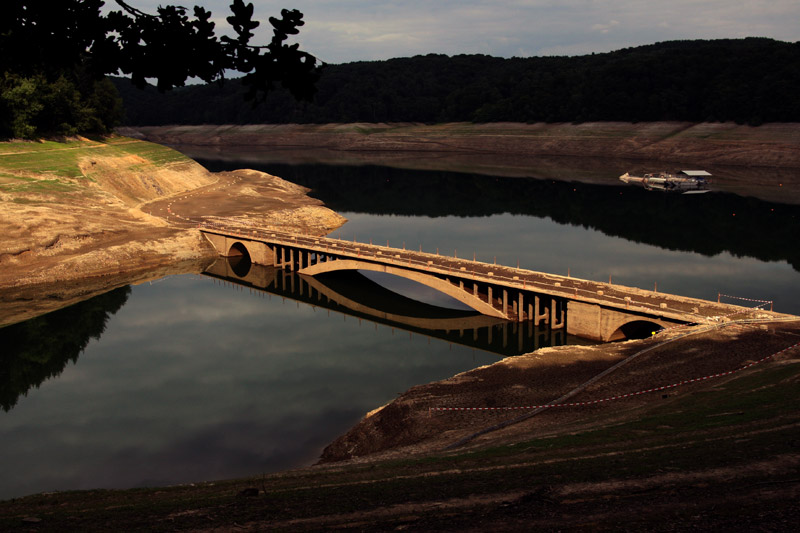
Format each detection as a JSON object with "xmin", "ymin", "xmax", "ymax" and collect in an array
[
  {"xmin": 124, "ymin": 122, "xmax": 800, "ymax": 169},
  {"xmin": 0, "ymin": 137, "xmax": 345, "ymax": 326},
  {"xmin": 319, "ymin": 320, "xmax": 800, "ymax": 462}
]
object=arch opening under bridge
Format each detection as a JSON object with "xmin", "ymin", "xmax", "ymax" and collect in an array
[
  {"xmin": 300, "ymin": 258, "xmax": 510, "ymax": 319},
  {"xmin": 357, "ymin": 270, "xmax": 474, "ymax": 311},
  {"xmin": 227, "ymin": 242, "xmax": 252, "ymax": 277}
]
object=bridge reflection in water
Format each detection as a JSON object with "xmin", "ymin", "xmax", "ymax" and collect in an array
[{"xmin": 204, "ymin": 258, "xmax": 591, "ymax": 357}]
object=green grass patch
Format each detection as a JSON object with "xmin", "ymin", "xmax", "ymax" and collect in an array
[
  {"xmin": 0, "ymin": 150, "xmax": 85, "ymax": 178},
  {"xmin": 0, "ymin": 137, "xmax": 192, "ymax": 185},
  {"xmin": 108, "ymin": 139, "xmax": 193, "ymax": 165}
]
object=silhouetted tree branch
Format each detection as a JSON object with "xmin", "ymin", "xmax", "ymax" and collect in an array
[{"xmin": 0, "ymin": 0, "xmax": 321, "ymax": 138}]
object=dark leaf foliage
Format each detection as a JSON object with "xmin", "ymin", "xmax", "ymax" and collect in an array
[
  {"xmin": 0, "ymin": 0, "xmax": 320, "ymax": 138},
  {"xmin": 115, "ymin": 38, "xmax": 800, "ymax": 126}
]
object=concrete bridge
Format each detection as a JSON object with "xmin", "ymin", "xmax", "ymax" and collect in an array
[
  {"xmin": 200, "ymin": 226, "xmax": 772, "ymax": 342},
  {"xmin": 204, "ymin": 259, "xmax": 569, "ymax": 356}
]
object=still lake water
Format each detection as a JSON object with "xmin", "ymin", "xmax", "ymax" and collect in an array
[{"xmin": 2, "ymin": 153, "xmax": 799, "ymax": 499}]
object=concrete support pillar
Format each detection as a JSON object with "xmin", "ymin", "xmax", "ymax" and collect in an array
[
  {"xmin": 518, "ymin": 293, "xmax": 525, "ymax": 322},
  {"xmin": 551, "ymin": 299, "xmax": 565, "ymax": 329},
  {"xmin": 534, "ymin": 296, "xmax": 550, "ymax": 326},
  {"xmin": 488, "ymin": 287, "xmax": 493, "ymax": 307},
  {"xmin": 289, "ymin": 249, "xmax": 295, "ymax": 272},
  {"xmin": 503, "ymin": 289, "xmax": 508, "ymax": 317}
]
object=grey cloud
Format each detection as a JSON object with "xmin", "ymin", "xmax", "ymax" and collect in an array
[{"xmin": 106, "ymin": 1, "xmax": 799, "ymax": 63}]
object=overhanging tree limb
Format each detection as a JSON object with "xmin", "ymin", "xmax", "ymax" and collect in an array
[{"xmin": 1, "ymin": 0, "xmax": 321, "ymax": 138}]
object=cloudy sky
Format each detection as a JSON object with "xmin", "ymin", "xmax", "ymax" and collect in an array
[{"xmin": 119, "ymin": 0, "xmax": 799, "ymax": 64}]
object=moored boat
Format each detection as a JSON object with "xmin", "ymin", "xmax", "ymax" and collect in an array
[{"xmin": 619, "ymin": 170, "xmax": 711, "ymax": 193}]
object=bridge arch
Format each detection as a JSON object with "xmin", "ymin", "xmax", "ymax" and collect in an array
[
  {"xmin": 301, "ymin": 275, "xmax": 507, "ymax": 331},
  {"xmin": 227, "ymin": 242, "xmax": 252, "ymax": 277},
  {"xmin": 228, "ymin": 241, "xmax": 250, "ymax": 259},
  {"xmin": 300, "ymin": 259, "xmax": 508, "ymax": 319}
]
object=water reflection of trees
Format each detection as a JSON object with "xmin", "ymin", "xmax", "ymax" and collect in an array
[
  {"xmin": 201, "ymin": 161, "xmax": 800, "ymax": 272},
  {"xmin": 0, "ymin": 286, "xmax": 130, "ymax": 411}
]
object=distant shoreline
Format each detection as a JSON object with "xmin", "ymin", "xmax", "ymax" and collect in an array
[{"xmin": 121, "ymin": 122, "xmax": 800, "ymax": 169}]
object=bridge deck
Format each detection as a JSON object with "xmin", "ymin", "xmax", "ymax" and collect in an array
[{"xmin": 200, "ymin": 226, "xmax": 778, "ymax": 325}]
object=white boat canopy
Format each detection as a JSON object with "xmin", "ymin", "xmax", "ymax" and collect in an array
[{"xmin": 679, "ymin": 170, "xmax": 712, "ymax": 177}]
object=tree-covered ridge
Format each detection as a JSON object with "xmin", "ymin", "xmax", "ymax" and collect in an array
[{"xmin": 115, "ymin": 38, "xmax": 800, "ymax": 126}]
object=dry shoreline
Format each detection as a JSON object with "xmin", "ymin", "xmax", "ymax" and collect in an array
[{"xmin": 122, "ymin": 121, "xmax": 800, "ymax": 169}]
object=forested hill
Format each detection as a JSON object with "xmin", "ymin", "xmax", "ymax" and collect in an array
[{"xmin": 114, "ymin": 38, "xmax": 800, "ymax": 126}]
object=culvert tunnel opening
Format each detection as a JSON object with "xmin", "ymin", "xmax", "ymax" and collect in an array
[
  {"xmin": 613, "ymin": 320, "xmax": 664, "ymax": 341},
  {"xmin": 227, "ymin": 242, "xmax": 252, "ymax": 277}
]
